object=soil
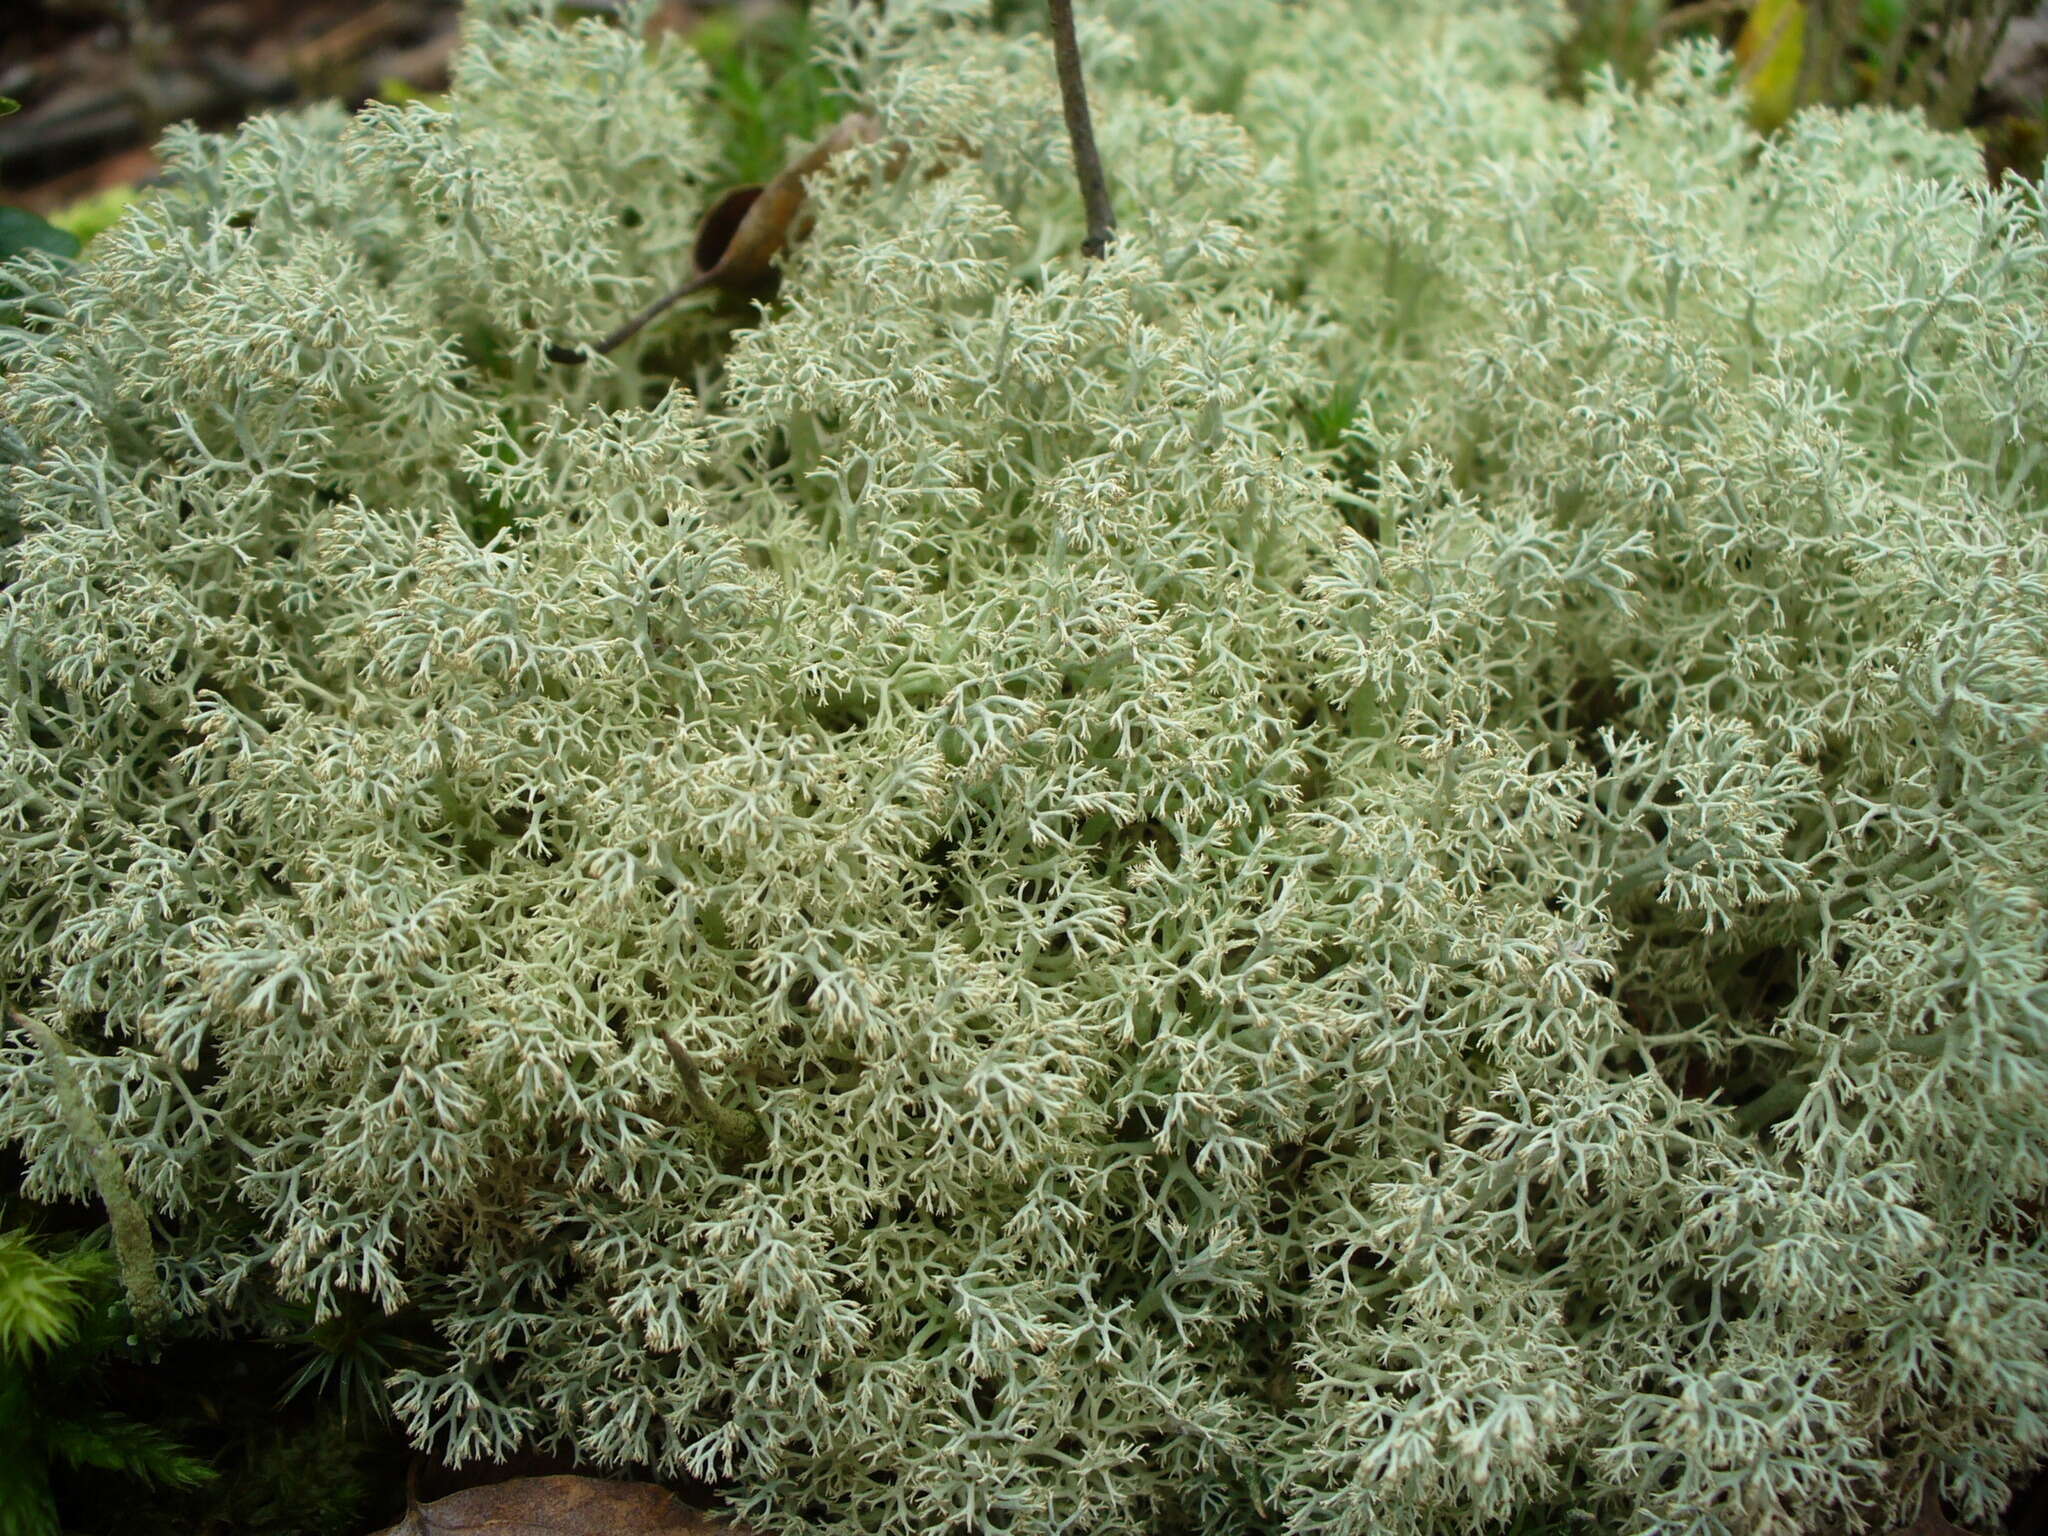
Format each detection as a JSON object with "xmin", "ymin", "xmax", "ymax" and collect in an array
[{"xmin": 0, "ymin": 0, "xmax": 464, "ymax": 211}]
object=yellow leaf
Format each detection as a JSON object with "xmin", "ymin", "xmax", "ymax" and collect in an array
[{"xmin": 1736, "ymin": 0, "xmax": 1805, "ymax": 131}]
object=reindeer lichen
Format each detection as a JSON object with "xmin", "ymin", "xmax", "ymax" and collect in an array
[{"xmin": 2, "ymin": 3, "xmax": 2044, "ymax": 1535}]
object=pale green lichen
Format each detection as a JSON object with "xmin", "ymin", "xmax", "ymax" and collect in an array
[{"xmin": 1, "ymin": 3, "xmax": 2044, "ymax": 1535}]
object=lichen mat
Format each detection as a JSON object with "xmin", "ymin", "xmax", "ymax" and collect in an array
[{"xmin": 2, "ymin": 3, "xmax": 2044, "ymax": 1535}]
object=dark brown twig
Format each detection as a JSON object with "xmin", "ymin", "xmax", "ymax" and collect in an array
[
  {"xmin": 1047, "ymin": 0, "xmax": 1116, "ymax": 258},
  {"xmin": 546, "ymin": 271, "xmax": 719, "ymax": 365}
]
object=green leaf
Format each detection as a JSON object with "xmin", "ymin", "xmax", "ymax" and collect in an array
[
  {"xmin": 0, "ymin": 207, "xmax": 82, "ymax": 350},
  {"xmin": 0, "ymin": 98, "xmax": 19, "ymax": 118},
  {"xmin": 0, "ymin": 207, "xmax": 82, "ymax": 265},
  {"xmin": 1860, "ymin": 0, "xmax": 1907, "ymax": 41}
]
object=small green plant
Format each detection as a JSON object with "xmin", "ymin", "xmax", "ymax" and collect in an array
[
  {"xmin": 278, "ymin": 1296, "xmax": 439, "ymax": 1428},
  {"xmin": 190, "ymin": 1407, "xmax": 384, "ymax": 1536},
  {"xmin": 0, "ymin": 210, "xmax": 79, "ymax": 267},
  {"xmin": 0, "ymin": 207, "xmax": 80, "ymax": 354},
  {"xmin": 0, "ymin": 1228, "xmax": 213, "ymax": 1536},
  {"xmin": 45, "ymin": 188, "xmax": 138, "ymax": 250},
  {"xmin": 693, "ymin": 5, "xmax": 846, "ymax": 187}
]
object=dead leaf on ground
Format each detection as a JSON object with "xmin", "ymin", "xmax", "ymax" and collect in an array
[
  {"xmin": 367, "ymin": 1474, "xmax": 757, "ymax": 1536},
  {"xmin": 691, "ymin": 111, "xmax": 879, "ymax": 295},
  {"xmin": 549, "ymin": 112, "xmax": 885, "ymax": 359},
  {"xmin": 1884, "ymin": 1479, "xmax": 1986, "ymax": 1536}
]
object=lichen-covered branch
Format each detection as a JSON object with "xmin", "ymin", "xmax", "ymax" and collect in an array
[
  {"xmin": 657, "ymin": 1031, "xmax": 764, "ymax": 1157},
  {"xmin": 10, "ymin": 1011, "xmax": 168, "ymax": 1343}
]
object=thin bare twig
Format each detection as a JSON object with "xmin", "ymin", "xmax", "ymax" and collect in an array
[
  {"xmin": 1047, "ymin": 0, "xmax": 1115, "ymax": 258},
  {"xmin": 546, "ymin": 271, "xmax": 719, "ymax": 365}
]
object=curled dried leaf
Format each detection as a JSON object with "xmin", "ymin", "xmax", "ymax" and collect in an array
[
  {"xmin": 696, "ymin": 112, "xmax": 879, "ymax": 290},
  {"xmin": 366, "ymin": 1475, "xmax": 755, "ymax": 1536},
  {"xmin": 691, "ymin": 185, "xmax": 767, "ymax": 288},
  {"xmin": 548, "ymin": 113, "xmax": 880, "ymax": 363}
]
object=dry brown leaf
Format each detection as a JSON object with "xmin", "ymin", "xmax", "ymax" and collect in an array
[
  {"xmin": 367, "ymin": 1475, "xmax": 755, "ymax": 1536},
  {"xmin": 550, "ymin": 111, "xmax": 884, "ymax": 361},
  {"xmin": 692, "ymin": 112, "xmax": 879, "ymax": 293},
  {"xmin": 1887, "ymin": 1480, "xmax": 1985, "ymax": 1536}
]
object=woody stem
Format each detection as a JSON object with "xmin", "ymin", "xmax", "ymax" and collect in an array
[{"xmin": 1047, "ymin": 0, "xmax": 1116, "ymax": 258}]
